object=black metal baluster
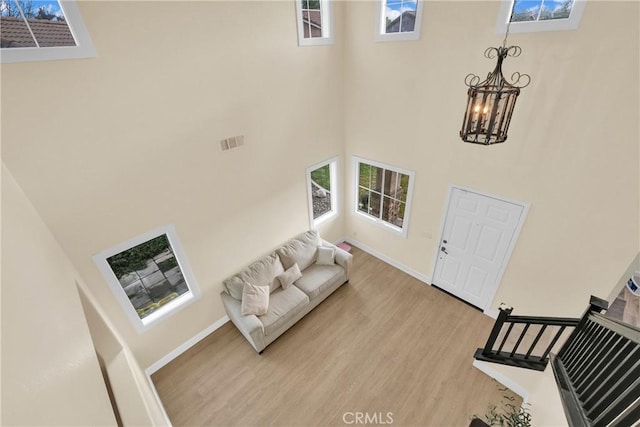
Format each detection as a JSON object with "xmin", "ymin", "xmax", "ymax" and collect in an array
[
  {"xmin": 510, "ymin": 323, "xmax": 530, "ymax": 357},
  {"xmin": 524, "ymin": 324, "xmax": 546, "ymax": 359}
]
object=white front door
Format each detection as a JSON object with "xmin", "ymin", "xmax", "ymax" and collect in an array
[{"xmin": 432, "ymin": 187, "xmax": 527, "ymax": 310}]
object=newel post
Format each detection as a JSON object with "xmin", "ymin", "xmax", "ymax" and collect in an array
[
  {"xmin": 587, "ymin": 295, "xmax": 608, "ymax": 314},
  {"xmin": 481, "ymin": 304, "xmax": 513, "ymax": 356}
]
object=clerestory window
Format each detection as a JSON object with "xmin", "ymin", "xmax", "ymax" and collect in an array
[
  {"xmin": 375, "ymin": 0, "xmax": 424, "ymax": 42},
  {"xmin": 496, "ymin": 0, "xmax": 586, "ymax": 34},
  {"xmin": 1, "ymin": 0, "xmax": 96, "ymax": 63},
  {"xmin": 295, "ymin": 0, "xmax": 333, "ymax": 46}
]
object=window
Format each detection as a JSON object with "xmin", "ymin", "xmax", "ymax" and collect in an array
[
  {"xmin": 495, "ymin": 0, "xmax": 586, "ymax": 34},
  {"xmin": 295, "ymin": 0, "xmax": 333, "ymax": 46},
  {"xmin": 93, "ymin": 225, "xmax": 201, "ymax": 333},
  {"xmin": 354, "ymin": 157, "xmax": 415, "ymax": 237},
  {"xmin": 306, "ymin": 157, "xmax": 338, "ymax": 227},
  {"xmin": 1, "ymin": 0, "xmax": 96, "ymax": 63},
  {"xmin": 375, "ymin": 0, "xmax": 424, "ymax": 42}
]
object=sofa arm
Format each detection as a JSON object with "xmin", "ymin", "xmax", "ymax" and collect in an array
[
  {"xmin": 322, "ymin": 239, "xmax": 353, "ymax": 280},
  {"xmin": 221, "ymin": 292, "xmax": 265, "ymax": 352},
  {"xmin": 335, "ymin": 247, "xmax": 353, "ymax": 279}
]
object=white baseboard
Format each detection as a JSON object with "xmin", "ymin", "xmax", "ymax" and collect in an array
[
  {"xmin": 342, "ymin": 237, "xmax": 432, "ymax": 284},
  {"xmin": 484, "ymin": 309, "xmax": 499, "ymax": 319},
  {"xmin": 342, "ymin": 237, "xmax": 502, "ymax": 322},
  {"xmin": 145, "ymin": 315, "xmax": 229, "ymax": 375},
  {"xmin": 472, "ymin": 360, "xmax": 530, "ymax": 403},
  {"xmin": 145, "ymin": 373, "xmax": 173, "ymax": 427}
]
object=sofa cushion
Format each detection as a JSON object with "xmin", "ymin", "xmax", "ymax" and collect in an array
[
  {"xmin": 277, "ymin": 230, "xmax": 321, "ymax": 271},
  {"xmin": 241, "ymin": 282, "xmax": 269, "ymax": 316},
  {"xmin": 223, "ymin": 253, "xmax": 285, "ymax": 300},
  {"xmin": 223, "ymin": 276, "xmax": 245, "ymax": 301},
  {"xmin": 277, "ymin": 263, "xmax": 302, "ymax": 290},
  {"xmin": 316, "ymin": 246, "xmax": 335, "ymax": 265},
  {"xmin": 294, "ymin": 264, "xmax": 344, "ymax": 300},
  {"xmin": 259, "ymin": 286, "xmax": 309, "ymax": 337}
]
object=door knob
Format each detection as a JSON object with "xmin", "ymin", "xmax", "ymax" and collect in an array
[
  {"xmin": 441, "ymin": 246, "xmax": 448, "ymax": 255},
  {"xmin": 443, "ymin": 240, "xmax": 448, "ymax": 244}
]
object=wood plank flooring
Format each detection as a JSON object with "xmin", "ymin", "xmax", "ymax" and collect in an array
[
  {"xmin": 152, "ymin": 247, "xmax": 519, "ymax": 426},
  {"xmin": 608, "ymin": 285, "xmax": 640, "ymax": 328}
]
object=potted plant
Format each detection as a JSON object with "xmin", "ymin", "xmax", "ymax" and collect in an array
[{"xmin": 470, "ymin": 393, "xmax": 532, "ymax": 427}]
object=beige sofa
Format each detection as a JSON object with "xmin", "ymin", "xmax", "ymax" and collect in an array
[{"xmin": 221, "ymin": 230, "xmax": 352, "ymax": 353}]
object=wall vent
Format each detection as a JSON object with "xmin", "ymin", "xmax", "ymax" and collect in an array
[{"xmin": 220, "ymin": 135, "xmax": 244, "ymax": 152}]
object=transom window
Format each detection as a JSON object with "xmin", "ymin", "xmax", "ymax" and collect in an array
[
  {"xmin": 295, "ymin": 0, "xmax": 333, "ymax": 46},
  {"xmin": 306, "ymin": 157, "xmax": 338, "ymax": 227},
  {"xmin": 1, "ymin": 0, "xmax": 96, "ymax": 63},
  {"xmin": 354, "ymin": 157, "xmax": 415, "ymax": 237},
  {"xmin": 496, "ymin": 0, "xmax": 586, "ymax": 34},
  {"xmin": 93, "ymin": 225, "xmax": 201, "ymax": 333},
  {"xmin": 511, "ymin": 0, "xmax": 573, "ymax": 22},
  {"xmin": 375, "ymin": 0, "xmax": 424, "ymax": 42}
]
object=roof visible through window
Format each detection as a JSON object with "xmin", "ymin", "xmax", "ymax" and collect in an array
[
  {"xmin": 511, "ymin": 0, "xmax": 574, "ymax": 23},
  {"xmin": 1, "ymin": 0, "xmax": 76, "ymax": 48}
]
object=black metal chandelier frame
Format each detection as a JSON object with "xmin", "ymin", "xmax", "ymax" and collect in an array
[{"xmin": 460, "ymin": 31, "xmax": 531, "ymax": 145}]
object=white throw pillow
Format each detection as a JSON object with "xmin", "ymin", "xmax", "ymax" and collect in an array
[
  {"xmin": 277, "ymin": 230, "xmax": 321, "ymax": 271},
  {"xmin": 316, "ymin": 246, "xmax": 336, "ymax": 265},
  {"xmin": 277, "ymin": 263, "xmax": 302, "ymax": 290},
  {"xmin": 241, "ymin": 282, "xmax": 269, "ymax": 316}
]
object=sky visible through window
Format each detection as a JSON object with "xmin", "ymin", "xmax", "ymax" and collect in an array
[
  {"xmin": 1, "ymin": 0, "xmax": 65, "ymax": 19},
  {"xmin": 1, "ymin": 0, "xmax": 75, "ymax": 49},
  {"xmin": 384, "ymin": 0, "xmax": 417, "ymax": 33},
  {"xmin": 511, "ymin": 0, "xmax": 573, "ymax": 22}
]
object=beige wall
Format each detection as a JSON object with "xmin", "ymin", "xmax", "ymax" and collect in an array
[
  {"xmin": 1, "ymin": 1, "xmax": 345, "ymax": 368},
  {"xmin": 343, "ymin": 1, "xmax": 639, "ymax": 318},
  {"xmin": 474, "ymin": 360, "xmax": 567, "ymax": 426},
  {"xmin": 1, "ymin": 0, "xmax": 638, "ymax": 381},
  {"xmin": 1, "ymin": 164, "xmax": 116, "ymax": 426},
  {"xmin": 78, "ymin": 284, "xmax": 168, "ymax": 426}
]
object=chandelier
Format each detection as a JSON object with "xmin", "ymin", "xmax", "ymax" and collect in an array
[{"xmin": 460, "ymin": 29, "xmax": 531, "ymax": 145}]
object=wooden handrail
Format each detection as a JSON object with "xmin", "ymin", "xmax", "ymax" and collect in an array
[{"xmin": 475, "ymin": 305, "xmax": 581, "ymax": 371}]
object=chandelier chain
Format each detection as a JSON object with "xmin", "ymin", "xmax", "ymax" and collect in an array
[
  {"xmin": 460, "ymin": 2, "xmax": 529, "ymax": 145},
  {"xmin": 502, "ymin": 3, "xmax": 515, "ymax": 48}
]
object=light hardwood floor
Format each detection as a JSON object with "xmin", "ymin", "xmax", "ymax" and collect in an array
[
  {"xmin": 152, "ymin": 247, "xmax": 519, "ymax": 426},
  {"xmin": 609, "ymin": 285, "xmax": 640, "ymax": 328}
]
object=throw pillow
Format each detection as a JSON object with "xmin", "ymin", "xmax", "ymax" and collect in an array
[
  {"xmin": 277, "ymin": 230, "xmax": 321, "ymax": 271},
  {"xmin": 223, "ymin": 275, "xmax": 245, "ymax": 301},
  {"xmin": 240, "ymin": 253, "xmax": 285, "ymax": 293},
  {"xmin": 276, "ymin": 263, "xmax": 302, "ymax": 290},
  {"xmin": 316, "ymin": 246, "xmax": 336, "ymax": 265},
  {"xmin": 241, "ymin": 282, "xmax": 269, "ymax": 316}
]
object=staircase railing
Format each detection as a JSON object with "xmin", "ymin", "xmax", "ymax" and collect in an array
[
  {"xmin": 551, "ymin": 311, "xmax": 640, "ymax": 427},
  {"xmin": 475, "ymin": 296, "xmax": 640, "ymax": 426},
  {"xmin": 474, "ymin": 297, "xmax": 608, "ymax": 371}
]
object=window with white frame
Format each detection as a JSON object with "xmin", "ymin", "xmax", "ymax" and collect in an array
[
  {"xmin": 93, "ymin": 225, "xmax": 200, "ymax": 333},
  {"xmin": 295, "ymin": 0, "xmax": 333, "ymax": 46},
  {"xmin": 375, "ymin": 0, "xmax": 424, "ymax": 42},
  {"xmin": 354, "ymin": 157, "xmax": 415, "ymax": 237},
  {"xmin": 495, "ymin": 0, "xmax": 586, "ymax": 34},
  {"xmin": 306, "ymin": 157, "xmax": 338, "ymax": 226},
  {"xmin": 1, "ymin": 0, "xmax": 96, "ymax": 63}
]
